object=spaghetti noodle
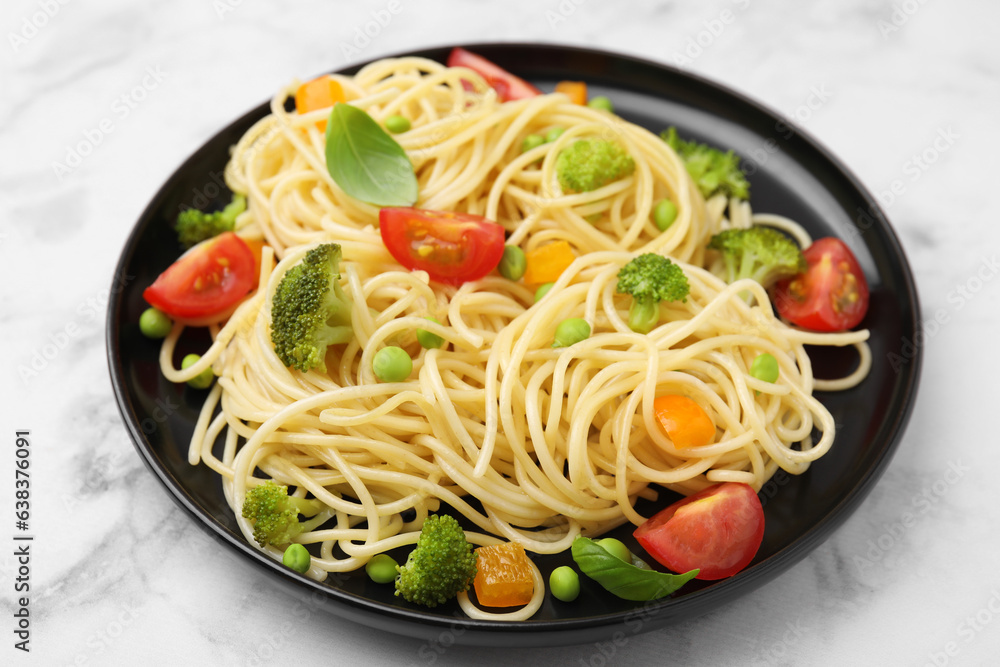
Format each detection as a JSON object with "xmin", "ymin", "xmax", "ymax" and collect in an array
[{"xmin": 157, "ymin": 56, "xmax": 870, "ymax": 619}]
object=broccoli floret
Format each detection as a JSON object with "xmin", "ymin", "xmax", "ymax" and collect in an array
[
  {"xmin": 395, "ymin": 514, "xmax": 478, "ymax": 608},
  {"xmin": 616, "ymin": 253, "xmax": 690, "ymax": 334},
  {"xmin": 708, "ymin": 227, "xmax": 806, "ymax": 296},
  {"xmin": 174, "ymin": 193, "xmax": 246, "ymax": 248},
  {"xmin": 556, "ymin": 139, "xmax": 635, "ymax": 193},
  {"xmin": 661, "ymin": 127, "xmax": 750, "ymax": 200},
  {"xmin": 241, "ymin": 480, "xmax": 325, "ymax": 547},
  {"xmin": 270, "ymin": 243, "xmax": 354, "ymax": 373}
]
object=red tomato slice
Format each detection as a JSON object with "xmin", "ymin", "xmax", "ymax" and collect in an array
[
  {"xmin": 772, "ymin": 237, "xmax": 870, "ymax": 332},
  {"xmin": 633, "ymin": 482, "xmax": 764, "ymax": 580},
  {"xmin": 379, "ymin": 207, "xmax": 506, "ymax": 285},
  {"xmin": 143, "ymin": 232, "xmax": 256, "ymax": 319},
  {"xmin": 446, "ymin": 48, "xmax": 542, "ymax": 102}
]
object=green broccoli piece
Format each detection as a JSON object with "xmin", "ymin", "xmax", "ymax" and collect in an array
[
  {"xmin": 270, "ymin": 243, "xmax": 353, "ymax": 373},
  {"xmin": 395, "ymin": 514, "xmax": 478, "ymax": 608},
  {"xmin": 556, "ymin": 139, "xmax": 635, "ymax": 193},
  {"xmin": 708, "ymin": 227, "xmax": 806, "ymax": 296},
  {"xmin": 241, "ymin": 480, "xmax": 325, "ymax": 547},
  {"xmin": 661, "ymin": 127, "xmax": 749, "ymax": 200},
  {"xmin": 616, "ymin": 253, "xmax": 690, "ymax": 334},
  {"xmin": 174, "ymin": 193, "xmax": 246, "ymax": 248}
]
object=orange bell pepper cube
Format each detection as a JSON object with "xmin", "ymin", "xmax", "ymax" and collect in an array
[
  {"xmin": 473, "ymin": 542, "xmax": 534, "ymax": 607},
  {"xmin": 523, "ymin": 240, "xmax": 576, "ymax": 286},
  {"xmin": 653, "ymin": 394, "xmax": 716, "ymax": 448},
  {"xmin": 294, "ymin": 76, "xmax": 345, "ymax": 132},
  {"xmin": 554, "ymin": 80, "xmax": 587, "ymax": 105}
]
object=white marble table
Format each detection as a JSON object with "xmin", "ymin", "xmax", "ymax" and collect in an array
[{"xmin": 3, "ymin": 0, "xmax": 998, "ymax": 664}]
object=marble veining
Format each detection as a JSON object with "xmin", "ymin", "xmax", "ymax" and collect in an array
[{"xmin": 3, "ymin": 0, "xmax": 998, "ymax": 664}]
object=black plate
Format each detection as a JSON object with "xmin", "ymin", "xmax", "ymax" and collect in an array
[{"xmin": 107, "ymin": 44, "xmax": 921, "ymax": 647}]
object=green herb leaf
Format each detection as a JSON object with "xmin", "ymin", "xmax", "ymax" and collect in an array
[
  {"xmin": 571, "ymin": 536, "xmax": 698, "ymax": 601},
  {"xmin": 324, "ymin": 103, "xmax": 418, "ymax": 206}
]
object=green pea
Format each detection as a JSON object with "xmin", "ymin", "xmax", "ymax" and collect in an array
[
  {"xmin": 587, "ymin": 95, "xmax": 614, "ymax": 112},
  {"xmin": 534, "ymin": 282, "xmax": 555, "ymax": 303},
  {"xmin": 498, "ymin": 245, "xmax": 527, "ymax": 281},
  {"xmin": 139, "ymin": 307, "xmax": 171, "ymax": 339},
  {"xmin": 384, "ymin": 114, "xmax": 411, "ymax": 134},
  {"xmin": 373, "ymin": 346, "xmax": 412, "ymax": 382},
  {"xmin": 282, "ymin": 543, "xmax": 311, "ymax": 573},
  {"xmin": 549, "ymin": 565, "xmax": 580, "ymax": 602},
  {"xmin": 545, "ymin": 127, "xmax": 565, "ymax": 143},
  {"xmin": 521, "ymin": 133, "xmax": 545, "ymax": 153},
  {"xmin": 750, "ymin": 352, "xmax": 779, "ymax": 384},
  {"xmin": 653, "ymin": 199, "xmax": 678, "ymax": 231},
  {"xmin": 552, "ymin": 318, "xmax": 591, "ymax": 348},
  {"xmin": 366, "ymin": 553, "xmax": 399, "ymax": 584},
  {"xmin": 597, "ymin": 537, "xmax": 631, "ymax": 563},
  {"xmin": 181, "ymin": 353, "xmax": 214, "ymax": 389},
  {"xmin": 416, "ymin": 317, "xmax": 445, "ymax": 350}
]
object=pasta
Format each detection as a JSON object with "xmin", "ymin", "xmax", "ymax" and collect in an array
[
  {"xmin": 225, "ymin": 57, "xmax": 709, "ymax": 263},
  {"xmin": 157, "ymin": 56, "xmax": 870, "ymax": 619}
]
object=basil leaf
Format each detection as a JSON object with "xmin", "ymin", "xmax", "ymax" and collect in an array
[
  {"xmin": 324, "ymin": 103, "xmax": 418, "ymax": 207},
  {"xmin": 571, "ymin": 537, "xmax": 698, "ymax": 601}
]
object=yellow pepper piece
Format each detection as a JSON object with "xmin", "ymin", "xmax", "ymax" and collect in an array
[
  {"xmin": 295, "ymin": 76, "xmax": 345, "ymax": 132},
  {"xmin": 473, "ymin": 542, "xmax": 535, "ymax": 607},
  {"xmin": 523, "ymin": 241, "xmax": 575, "ymax": 286}
]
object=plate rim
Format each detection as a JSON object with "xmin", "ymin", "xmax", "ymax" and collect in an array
[{"xmin": 106, "ymin": 41, "xmax": 922, "ymax": 646}]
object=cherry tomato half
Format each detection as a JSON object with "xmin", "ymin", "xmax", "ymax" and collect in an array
[
  {"xmin": 633, "ymin": 482, "xmax": 764, "ymax": 580},
  {"xmin": 378, "ymin": 207, "xmax": 506, "ymax": 285},
  {"xmin": 446, "ymin": 48, "xmax": 542, "ymax": 102},
  {"xmin": 143, "ymin": 232, "xmax": 256, "ymax": 320},
  {"xmin": 772, "ymin": 237, "xmax": 870, "ymax": 332}
]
